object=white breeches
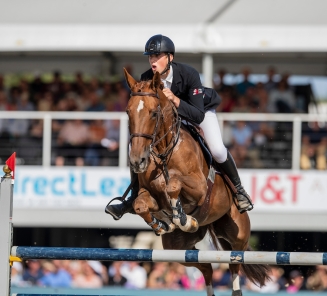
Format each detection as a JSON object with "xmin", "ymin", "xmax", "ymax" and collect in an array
[{"xmin": 199, "ymin": 109, "xmax": 227, "ymax": 163}]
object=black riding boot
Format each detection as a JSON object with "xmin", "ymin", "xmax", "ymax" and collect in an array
[
  {"xmin": 219, "ymin": 151, "xmax": 253, "ymax": 213},
  {"xmin": 105, "ymin": 170, "xmax": 139, "ymax": 220}
]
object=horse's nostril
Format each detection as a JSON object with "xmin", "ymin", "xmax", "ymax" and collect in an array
[{"xmin": 140, "ymin": 158, "xmax": 146, "ymax": 164}]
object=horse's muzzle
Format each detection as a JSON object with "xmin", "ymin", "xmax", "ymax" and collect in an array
[{"xmin": 130, "ymin": 149, "xmax": 150, "ymax": 173}]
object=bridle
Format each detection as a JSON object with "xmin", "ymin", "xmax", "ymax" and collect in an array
[
  {"xmin": 129, "ymin": 92, "xmax": 161, "ymax": 143},
  {"xmin": 129, "ymin": 90, "xmax": 181, "ymax": 183}
]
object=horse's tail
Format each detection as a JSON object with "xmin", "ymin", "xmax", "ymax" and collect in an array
[
  {"xmin": 207, "ymin": 224, "xmax": 271, "ymax": 287},
  {"xmin": 240, "ymin": 246, "xmax": 271, "ymax": 287},
  {"xmin": 207, "ymin": 224, "xmax": 220, "ymax": 250}
]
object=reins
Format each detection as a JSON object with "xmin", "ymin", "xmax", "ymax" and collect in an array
[{"xmin": 129, "ymin": 90, "xmax": 181, "ymax": 184}]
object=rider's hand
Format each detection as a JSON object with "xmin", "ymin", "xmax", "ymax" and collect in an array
[{"xmin": 162, "ymin": 88, "xmax": 180, "ymax": 108}]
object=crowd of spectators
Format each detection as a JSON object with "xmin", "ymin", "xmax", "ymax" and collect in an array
[
  {"xmin": 11, "ymin": 259, "xmax": 327, "ymax": 292},
  {"xmin": 213, "ymin": 67, "xmax": 326, "ymax": 169},
  {"xmin": 0, "ymin": 66, "xmax": 326, "ymax": 169},
  {"xmin": 0, "ymin": 71, "xmax": 128, "ymax": 166}
]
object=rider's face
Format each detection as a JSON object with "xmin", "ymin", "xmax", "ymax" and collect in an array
[{"xmin": 148, "ymin": 53, "xmax": 172, "ymax": 74}]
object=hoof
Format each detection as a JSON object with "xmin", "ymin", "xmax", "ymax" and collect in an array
[
  {"xmin": 178, "ymin": 216, "xmax": 199, "ymax": 233},
  {"xmin": 155, "ymin": 222, "xmax": 176, "ymax": 236},
  {"xmin": 189, "ymin": 217, "xmax": 199, "ymax": 233},
  {"xmin": 232, "ymin": 290, "xmax": 242, "ymax": 296}
]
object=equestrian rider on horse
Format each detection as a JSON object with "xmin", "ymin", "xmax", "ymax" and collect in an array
[{"xmin": 106, "ymin": 34, "xmax": 253, "ymax": 220}]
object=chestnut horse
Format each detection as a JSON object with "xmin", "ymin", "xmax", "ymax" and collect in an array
[{"xmin": 124, "ymin": 68, "xmax": 270, "ymax": 296}]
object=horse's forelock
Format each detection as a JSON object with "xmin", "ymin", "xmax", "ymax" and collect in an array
[{"xmin": 132, "ymin": 80, "xmax": 151, "ymax": 92}]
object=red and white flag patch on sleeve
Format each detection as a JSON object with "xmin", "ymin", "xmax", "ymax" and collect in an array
[{"xmin": 193, "ymin": 88, "xmax": 203, "ymax": 95}]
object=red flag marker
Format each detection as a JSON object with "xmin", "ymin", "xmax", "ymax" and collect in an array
[{"xmin": 5, "ymin": 152, "xmax": 16, "ymax": 179}]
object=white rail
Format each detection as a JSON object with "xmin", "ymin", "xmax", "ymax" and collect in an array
[{"xmin": 0, "ymin": 111, "xmax": 326, "ymax": 169}]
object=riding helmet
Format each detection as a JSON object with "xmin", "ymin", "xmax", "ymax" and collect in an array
[{"xmin": 143, "ymin": 34, "xmax": 175, "ymax": 56}]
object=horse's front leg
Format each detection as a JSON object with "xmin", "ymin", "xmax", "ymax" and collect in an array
[
  {"xmin": 167, "ymin": 178, "xmax": 199, "ymax": 233},
  {"xmin": 133, "ymin": 189, "xmax": 175, "ymax": 235}
]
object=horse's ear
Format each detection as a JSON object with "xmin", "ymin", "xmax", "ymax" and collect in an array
[
  {"xmin": 150, "ymin": 71, "xmax": 162, "ymax": 90},
  {"xmin": 123, "ymin": 67, "xmax": 137, "ymax": 89}
]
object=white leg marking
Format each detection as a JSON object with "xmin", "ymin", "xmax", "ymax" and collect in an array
[
  {"xmin": 137, "ymin": 100, "xmax": 144, "ymax": 112},
  {"xmin": 232, "ymin": 274, "xmax": 240, "ymax": 291},
  {"xmin": 206, "ymin": 285, "xmax": 214, "ymax": 296}
]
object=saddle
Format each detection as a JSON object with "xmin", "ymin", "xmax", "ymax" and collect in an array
[{"xmin": 182, "ymin": 122, "xmax": 212, "ymax": 168}]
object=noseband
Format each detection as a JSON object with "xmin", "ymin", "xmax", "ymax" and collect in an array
[{"xmin": 129, "ymin": 90, "xmax": 181, "ymax": 183}]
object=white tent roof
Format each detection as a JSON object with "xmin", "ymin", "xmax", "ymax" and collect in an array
[{"xmin": 1, "ymin": 0, "xmax": 327, "ymax": 52}]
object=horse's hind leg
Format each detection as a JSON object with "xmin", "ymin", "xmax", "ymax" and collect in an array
[
  {"xmin": 217, "ymin": 238, "xmax": 243, "ymax": 296},
  {"xmin": 214, "ymin": 208, "xmax": 270, "ymax": 295},
  {"xmin": 162, "ymin": 227, "xmax": 216, "ymax": 296}
]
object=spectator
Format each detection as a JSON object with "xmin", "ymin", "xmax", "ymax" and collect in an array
[
  {"xmin": 316, "ymin": 137, "xmax": 327, "ymax": 170},
  {"xmin": 302, "ymin": 121, "xmax": 327, "ymax": 145},
  {"xmin": 56, "ymin": 119, "xmax": 89, "ymax": 166},
  {"xmin": 85, "ymin": 120, "xmax": 107, "ymax": 166},
  {"xmin": 72, "ymin": 71, "xmax": 86, "ymax": 95},
  {"xmin": 108, "ymin": 261, "xmax": 127, "ymax": 287},
  {"xmin": 286, "ymin": 270, "xmax": 307, "ymax": 293},
  {"xmin": 256, "ymin": 82, "xmax": 270, "ymax": 112},
  {"xmin": 0, "ymin": 74, "xmax": 5, "ymax": 91},
  {"xmin": 230, "ymin": 121, "xmax": 253, "ymax": 167},
  {"xmin": 48, "ymin": 71, "xmax": 64, "ymax": 103},
  {"xmin": 17, "ymin": 96, "xmax": 34, "ymax": 111},
  {"xmin": 11, "ymin": 262, "xmax": 27, "ymax": 287},
  {"xmin": 102, "ymin": 82, "xmax": 118, "ymax": 111},
  {"xmin": 216, "ymin": 88, "xmax": 235, "ymax": 113},
  {"xmin": 264, "ymin": 66, "xmax": 277, "ymax": 93},
  {"xmin": 85, "ymin": 91, "xmax": 105, "ymax": 112},
  {"xmin": 30, "ymin": 73, "xmax": 46, "ymax": 102},
  {"xmin": 19, "ymin": 79, "xmax": 31, "ymax": 104},
  {"xmin": 231, "ymin": 121, "xmax": 253, "ymax": 148},
  {"xmin": 72, "ymin": 260, "xmax": 103, "ymax": 288},
  {"xmin": 236, "ymin": 67, "xmax": 255, "ymax": 95},
  {"xmin": 38, "ymin": 260, "xmax": 72, "ymax": 288},
  {"xmin": 268, "ymin": 79, "xmax": 296, "ymax": 113},
  {"xmin": 0, "ymin": 91, "xmax": 10, "ymax": 110},
  {"xmin": 6, "ymin": 103, "xmax": 30, "ymax": 137},
  {"xmin": 76, "ymin": 88, "xmax": 91, "ymax": 111},
  {"xmin": 306, "ymin": 265, "xmax": 327, "ymax": 291},
  {"xmin": 212, "ymin": 264, "xmax": 230, "ymax": 290},
  {"xmin": 22, "ymin": 260, "xmax": 44, "ymax": 286},
  {"xmin": 231, "ymin": 96, "xmax": 251, "ymax": 113},
  {"xmin": 214, "ymin": 69, "xmax": 232, "ymax": 93},
  {"xmin": 120, "ymin": 262, "xmax": 147, "ymax": 289},
  {"xmin": 148, "ymin": 262, "xmax": 168, "ymax": 289},
  {"xmin": 90, "ymin": 77, "xmax": 103, "ymax": 97},
  {"xmin": 8, "ymin": 86, "xmax": 21, "ymax": 106},
  {"xmin": 114, "ymin": 82, "xmax": 129, "ymax": 111},
  {"xmin": 37, "ymin": 91, "xmax": 54, "ymax": 111}
]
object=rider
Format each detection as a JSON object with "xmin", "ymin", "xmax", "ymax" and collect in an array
[{"xmin": 105, "ymin": 34, "xmax": 253, "ymax": 220}]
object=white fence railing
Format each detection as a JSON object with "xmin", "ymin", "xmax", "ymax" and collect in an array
[{"xmin": 0, "ymin": 111, "xmax": 326, "ymax": 170}]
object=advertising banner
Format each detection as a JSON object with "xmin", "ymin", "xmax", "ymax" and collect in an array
[{"xmin": 12, "ymin": 167, "xmax": 327, "ymax": 213}]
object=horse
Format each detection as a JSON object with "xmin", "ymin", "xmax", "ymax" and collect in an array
[{"xmin": 123, "ymin": 68, "xmax": 270, "ymax": 296}]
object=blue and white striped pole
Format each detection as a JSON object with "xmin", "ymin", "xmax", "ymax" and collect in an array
[{"xmin": 11, "ymin": 246, "xmax": 327, "ymax": 266}]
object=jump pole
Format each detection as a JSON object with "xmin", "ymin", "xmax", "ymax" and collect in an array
[{"xmin": 10, "ymin": 246, "xmax": 327, "ymax": 266}]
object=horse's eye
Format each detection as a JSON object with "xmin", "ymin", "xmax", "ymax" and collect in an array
[
  {"xmin": 151, "ymin": 111, "xmax": 157, "ymax": 119},
  {"xmin": 126, "ymin": 109, "xmax": 130, "ymax": 115}
]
